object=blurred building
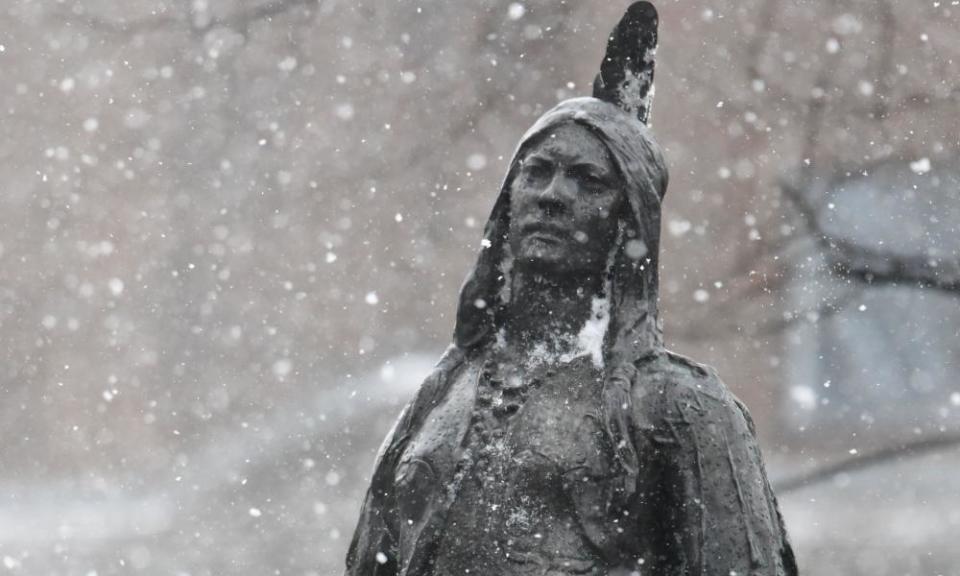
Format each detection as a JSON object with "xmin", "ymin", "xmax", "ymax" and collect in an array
[{"xmin": 784, "ymin": 160, "xmax": 960, "ymax": 446}]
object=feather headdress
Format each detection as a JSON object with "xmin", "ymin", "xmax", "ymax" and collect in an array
[{"xmin": 592, "ymin": 1, "xmax": 659, "ymax": 125}]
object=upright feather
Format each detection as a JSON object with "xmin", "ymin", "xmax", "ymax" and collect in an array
[{"xmin": 592, "ymin": 1, "xmax": 659, "ymax": 125}]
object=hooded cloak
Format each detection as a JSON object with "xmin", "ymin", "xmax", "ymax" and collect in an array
[{"xmin": 345, "ymin": 98, "xmax": 797, "ymax": 576}]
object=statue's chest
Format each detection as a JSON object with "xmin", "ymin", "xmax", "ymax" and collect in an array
[
  {"xmin": 394, "ymin": 357, "xmax": 612, "ymax": 534},
  {"xmin": 466, "ymin": 356, "xmax": 609, "ymax": 490},
  {"xmin": 399, "ymin": 356, "xmax": 607, "ymax": 474},
  {"xmin": 431, "ymin": 357, "xmax": 612, "ymax": 573},
  {"xmin": 497, "ymin": 365, "xmax": 603, "ymax": 461}
]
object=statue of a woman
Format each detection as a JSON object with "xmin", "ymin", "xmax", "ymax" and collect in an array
[{"xmin": 345, "ymin": 3, "xmax": 797, "ymax": 575}]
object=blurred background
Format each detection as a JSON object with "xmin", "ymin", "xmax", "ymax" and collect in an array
[{"xmin": 1, "ymin": 0, "xmax": 958, "ymax": 574}]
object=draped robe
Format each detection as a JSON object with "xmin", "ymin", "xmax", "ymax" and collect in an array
[{"xmin": 345, "ymin": 98, "xmax": 797, "ymax": 576}]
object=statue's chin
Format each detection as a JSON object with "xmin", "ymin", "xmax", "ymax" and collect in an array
[
  {"xmin": 516, "ymin": 257, "xmax": 565, "ymax": 276},
  {"xmin": 512, "ymin": 238, "xmax": 602, "ymax": 277},
  {"xmin": 515, "ymin": 251, "xmax": 588, "ymax": 279},
  {"xmin": 515, "ymin": 241, "xmax": 566, "ymax": 271}
]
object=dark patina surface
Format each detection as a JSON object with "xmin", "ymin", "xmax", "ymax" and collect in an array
[{"xmin": 345, "ymin": 4, "xmax": 796, "ymax": 575}]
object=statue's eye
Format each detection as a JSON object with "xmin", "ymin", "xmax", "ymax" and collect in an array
[
  {"xmin": 524, "ymin": 163, "xmax": 551, "ymax": 181},
  {"xmin": 567, "ymin": 167, "xmax": 608, "ymax": 191}
]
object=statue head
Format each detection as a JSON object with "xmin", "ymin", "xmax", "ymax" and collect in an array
[
  {"xmin": 508, "ymin": 123, "xmax": 625, "ymax": 279},
  {"xmin": 453, "ymin": 0, "xmax": 664, "ymax": 351},
  {"xmin": 456, "ymin": 98, "xmax": 668, "ymax": 354}
]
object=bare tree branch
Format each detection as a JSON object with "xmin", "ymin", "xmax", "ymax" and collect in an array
[
  {"xmin": 774, "ymin": 433, "xmax": 960, "ymax": 494},
  {"xmin": 779, "ymin": 178, "xmax": 960, "ymax": 295},
  {"xmin": 53, "ymin": 9, "xmax": 182, "ymax": 35},
  {"xmin": 848, "ymin": 87, "xmax": 960, "ymax": 119},
  {"xmin": 870, "ymin": 0, "xmax": 897, "ymax": 125},
  {"xmin": 669, "ymin": 266, "xmax": 860, "ymax": 343},
  {"xmin": 53, "ymin": 0, "xmax": 319, "ymax": 37},
  {"xmin": 226, "ymin": 0, "xmax": 318, "ymax": 35}
]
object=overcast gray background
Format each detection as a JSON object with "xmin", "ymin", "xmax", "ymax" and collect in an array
[{"xmin": 1, "ymin": 1, "xmax": 958, "ymax": 574}]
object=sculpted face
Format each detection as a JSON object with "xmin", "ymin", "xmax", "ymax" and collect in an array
[{"xmin": 508, "ymin": 123, "xmax": 624, "ymax": 276}]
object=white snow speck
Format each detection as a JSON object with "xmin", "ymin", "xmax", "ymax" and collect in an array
[
  {"xmin": 667, "ymin": 219, "xmax": 691, "ymax": 237},
  {"xmin": 83, "ymin": 118, "xmax": 99, "ymax": 132},
  {"xmin": 365, "ymin": 291, "xmax": 379, "ymax": 305},
  {"xmin": 507, "ymin": 3, "xmax": 526, "ymax": 20},
  {"xmin": 325, "ymin": 471, "xmax": 341, "ymax": 486},
  {"xmin": 625, "ymin": 239, "xmax": 647, "ymax": 260},
  {"xmin": 272, "ymin": 358, "xmax": 292, "ymax": 378},
  {"xmin": 325, "ymin": 251, "xmax": 338, "ymax": 264},
  {"xmin": 380, "ymin": 363, "xmax": 395, "ymax": 382},
  {"xmin": 394, "ymin": 213, "xmax": 403, "ymax": 222},
  {"xmin": 108, "ymin": 278, "xmax": 124, "ymax": 296},
  {"xmin": 375, "ymin": 552, "xmax": 389, "ymax": 564},
  {"xmin": 278, "ymin": 55, "xmax": 298, "ymax": 72},
  {"xmin": 124, "ymin": 107, "xmax": 151, "ymax": 129},
  {"xmin": 335, "ymin": 103, "xmax": 355, "ymax": 121},
  {"xmin": 790, "ymin": 385, "xmax": 817, "ymax": 410},
  {"xmin": 248, "ymin": 507, "xmax": 262, "ymax": 518},
  {"xmin": 693, "ymin": 289, "xmax": 710, "ymax": 303},
  {"xmin": 909, "ymin": 157, "xmax": 931, "ymax": 175},
  {"xmin": 950, "ymin": 392, "xmax": 960, "ymax": 407},
  {"xmin": 832, "ymin": 14, "xmax": 863, "ymax": 35},
  {"xmin": 467, "ymin": 153, "xmax": 487, "ymax": 171}
]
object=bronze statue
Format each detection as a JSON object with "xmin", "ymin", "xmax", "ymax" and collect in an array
[{"xmin": 345, "ymin": 3, "xmax": 797, "ymax": 574}]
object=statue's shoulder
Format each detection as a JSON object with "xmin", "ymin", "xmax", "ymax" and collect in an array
[
  {"xmin": 631, "ymin": 348, "xmax": 740, "ymax": 426},
  {"xmin": 632, "ymin": 348, "xmax": 722, "ymax": 393},
  {"xmin": 408, "ymin": 345, "xmax": 470, "ymax": 411},
  {"xmin": 386, "ymin": 346, "xmax": 471, "ymax": 443}
]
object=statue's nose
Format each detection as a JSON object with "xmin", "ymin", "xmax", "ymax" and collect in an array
[{"xmin": 536, "ymin": 173, "xmax": 572, "ymax": 216}]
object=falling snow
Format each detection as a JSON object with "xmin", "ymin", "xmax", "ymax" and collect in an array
[{"xmin": 1, "ymin": 2, "xmax": 957, "ymax": 575}]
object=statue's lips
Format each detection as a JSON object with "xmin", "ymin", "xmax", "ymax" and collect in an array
[{"xmin": 519, "ymin": 222, "xmax": 570, "ymax": 243}]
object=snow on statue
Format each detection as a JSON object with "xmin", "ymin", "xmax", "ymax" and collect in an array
[{"xmin": 345, "ymin": 3, "xmax": 797, "ymax": 574}]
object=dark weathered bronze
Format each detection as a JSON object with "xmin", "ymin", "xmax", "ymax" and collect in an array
[{"xmin": 345, "ymin": 3, "xmax": 797, "ymax": 575}]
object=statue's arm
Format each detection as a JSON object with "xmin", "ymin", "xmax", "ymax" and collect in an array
[
  {"xmin": 343, "ymin": 404, "xmax": 408, "ymax": 576},
  {"xmin": 343, "ymin": 346, "xmax": 466, "ymax": 575},
  {"xmin": 640, "ymin": 364, "xmax": 797, "ymax": 576}
]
